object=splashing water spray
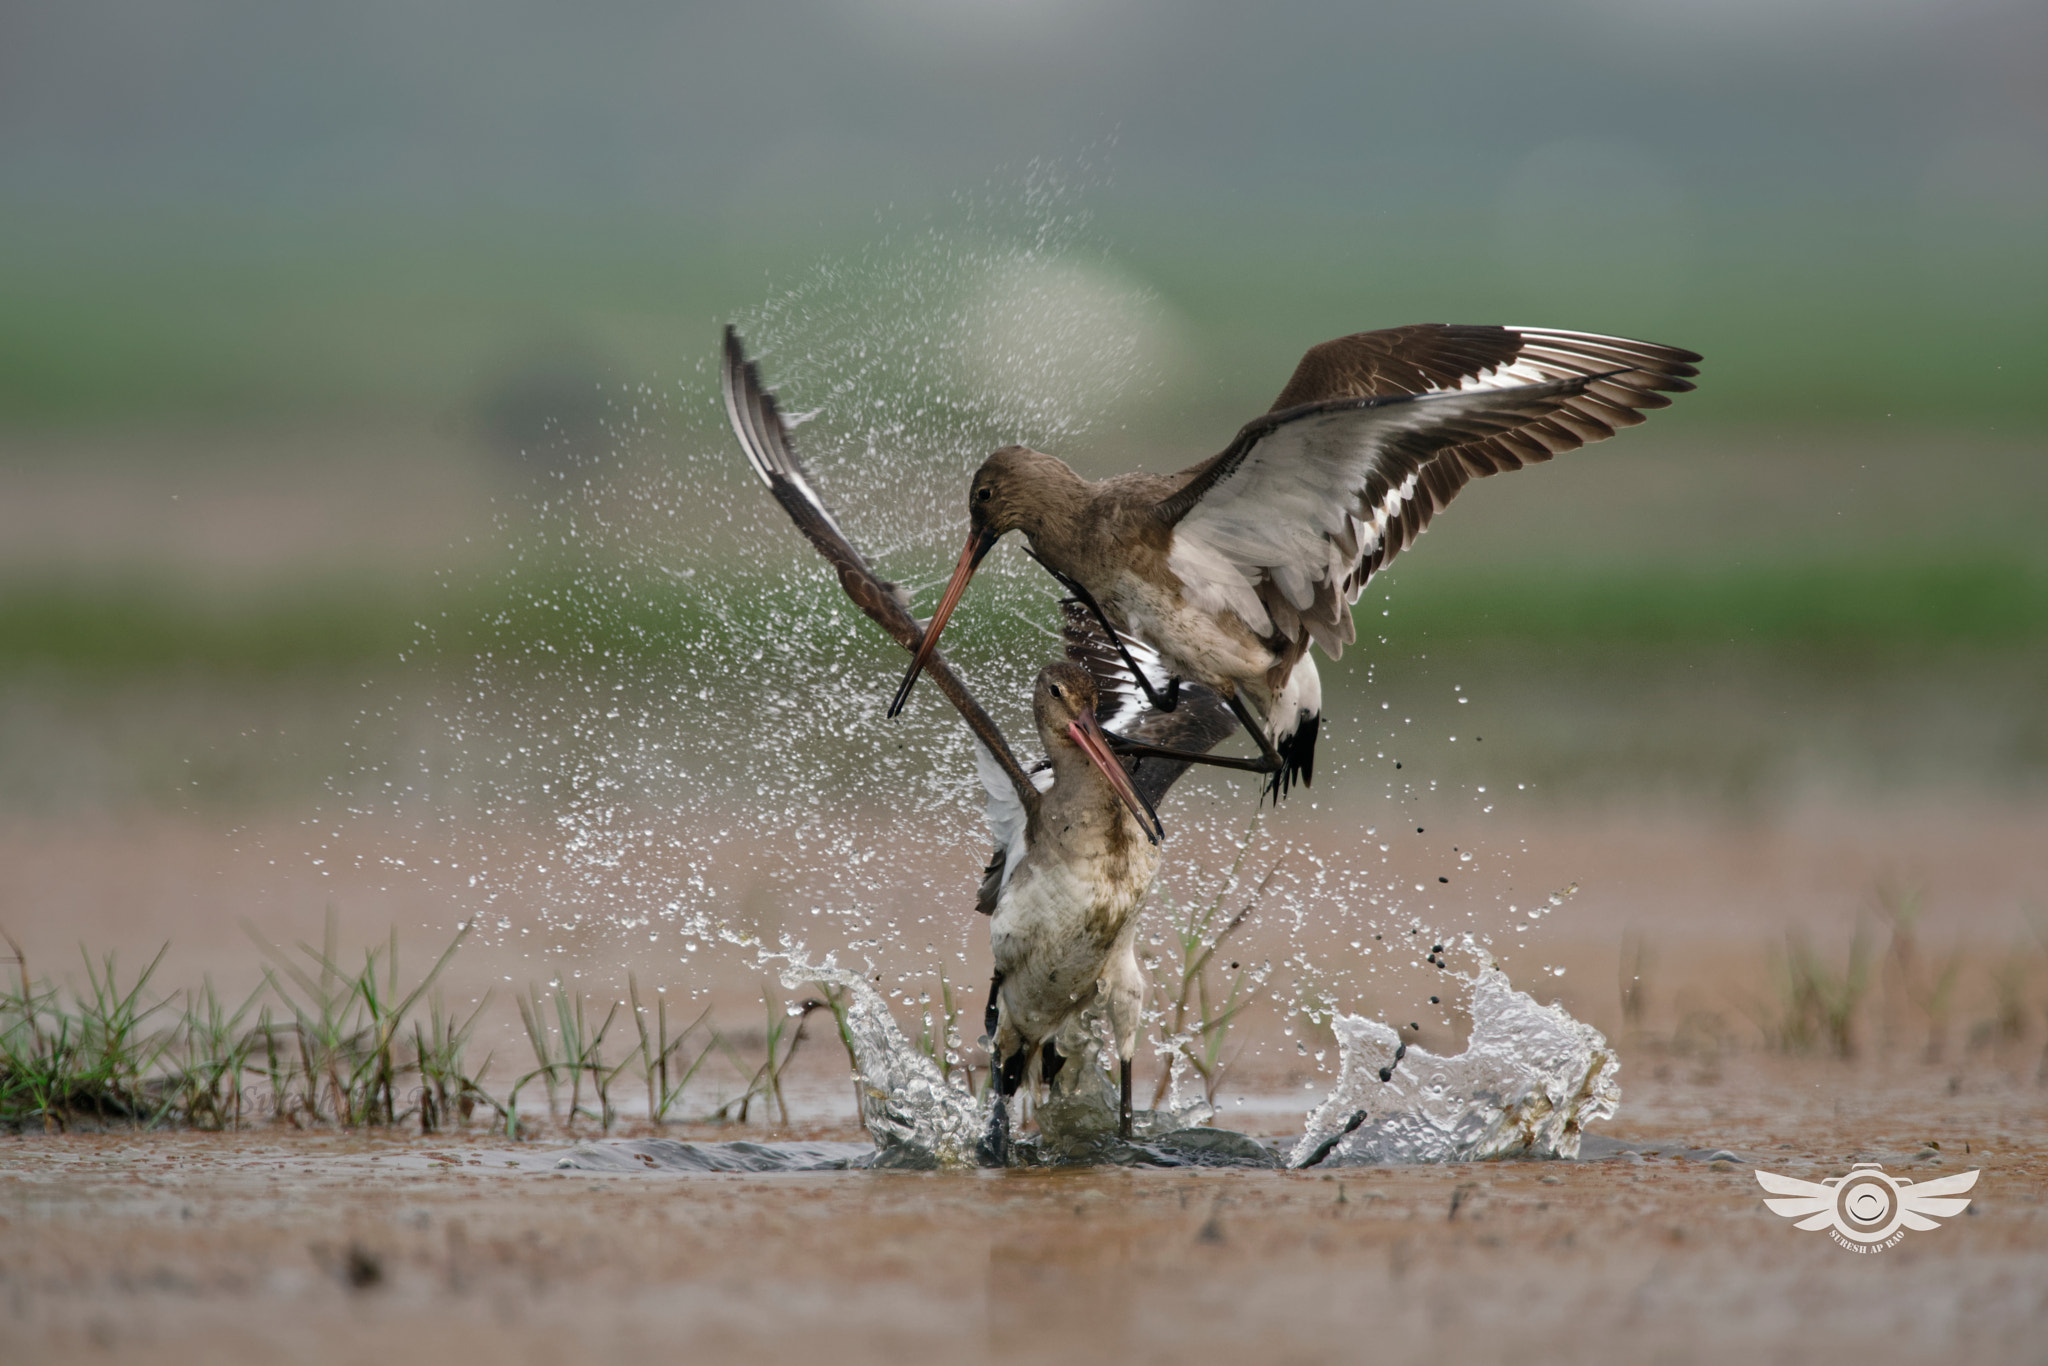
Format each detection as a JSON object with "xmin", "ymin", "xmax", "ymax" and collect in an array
[{"xmin": 334, "ymin": 164, "xmax": 1620, "ymax": 1168}]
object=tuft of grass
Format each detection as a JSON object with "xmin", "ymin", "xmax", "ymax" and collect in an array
[
  {"xmin": 627, "ymin": 975, "xmax": 722, "ymax": 1124},
  {"xmin": 511, "ymin": 983, "xmax": 627, "ymax": 1135},
  {"xmin": 2, "ymin": 917, "xmax": 502, "ymax": 1134},
  {"xmin": 1741, "ymin": 928, "xmax": 1874, "ymax": 1058},
  {"xmin": 168, "ymin": 977, "xmax": 266, "ymax": 1130},
  {"xmin": 810, "ymin": 980, "xmax": 868, "ymax": 1121},
  {"xmin": 1619, "ymin": 930, "xmax": 1652, "ymax": 1040},
  {"xmin": 250, "ymin": 913, "xmax": 472, "ymax": 1126},
  {"xmin": 710, "ymin": 989, "xmax": 824, "ymax": 1126},
  {"xmin": 1872, "ymin": 882, "xmax": 1966, "ymax": 1062},
  {"xmin": 1149, "ymin": 813, "xmax": 1273, "ymax": 1109},
  {"xmin": 0, "ymin": 934, "xmax": 181, "ymax": 1130},
  {"xmin": 5, "ymin": 923, "xmax": 1003, "ymax": 1138},
  {"xmin": 913, "ymin": 972, "xmax": 975, "ymax": 1096},
  {"xmin": 414, "ymin": 989, "xmax": 499, "ymax": 1134}
]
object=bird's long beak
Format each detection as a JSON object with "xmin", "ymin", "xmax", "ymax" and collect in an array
[
  {"xmin": 1068, "ymin": 712, "xmax": 1163, "ymax": 846},
  {"xmin": 888, "ymin": 524, "xmax": 998, "ymax": 717}
]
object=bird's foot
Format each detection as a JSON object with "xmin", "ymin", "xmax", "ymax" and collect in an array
[
  {"xmin": 1118, "ymin": 1058, "xmax": 1133, "ymax": 1140},
  {"xmin": 978, "ymin": 1096, "xmax": 1011, "ymax": 1168}
]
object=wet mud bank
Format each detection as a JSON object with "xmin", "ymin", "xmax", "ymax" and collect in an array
[{"xmin": 5, "ymin": 1053, "xmax": 2043, "ymax": 1365}]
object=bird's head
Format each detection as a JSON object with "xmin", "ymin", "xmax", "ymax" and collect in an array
[
  {"xmin": 888, "ymin": 444, "xmax": 1073, "ymax": 719},
  {"xmin": 967, "ymin": 444, "xmax": 1067, "ymax": 542},
  {"xmin": 1034, "ymin": 660, "xmax": 1160, "ymax": 844},
  {"xmin": 1031, "ymin": 660, "xmax": 1100, "ymax": 737}
]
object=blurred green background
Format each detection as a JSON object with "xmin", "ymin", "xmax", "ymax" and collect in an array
[{"xmin": 2, "ymin": 0, "xmax": 2044, "ymax": 821}]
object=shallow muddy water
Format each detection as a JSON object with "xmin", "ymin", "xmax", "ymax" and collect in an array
[{"xmin": 5, "ymin": 1052, "xmax": 2044, "ymax": 1365}]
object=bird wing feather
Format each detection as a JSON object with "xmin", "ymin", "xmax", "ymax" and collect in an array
[
  {"xmin": 1159, "ymin": 326, "xmax": 1698, "ymax": 658},
  {"xmin": 721, "ymin": 326, "xmax": 1040, "ymax": 811},
  {"xmin": 971, "ymin": 741, "xmax": 1055, "ymax": 916},
  {"xmin": 1055, "ymin": 600, "xmax": 1240, "ymax": 808}
]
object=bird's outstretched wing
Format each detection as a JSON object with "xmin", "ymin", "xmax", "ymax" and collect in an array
[
  {"xmin": 721, "ymin": 326, "xmax": 1038, "ymax": 810},
  {"xmin": 970, "ymin": 742, "xmax": 1055, "ymax": 916},
  {"xmin": 1157, "ymin": 326, "xmax": 1699, "ymax": 660},
  {"xmin": 1896, "ymin": 1168, "xmax": 1980, "ymax": 1230},
  {"xmin": 1057, "ymin": 601, "xmax": 1239, "ymax": 808},
  {"xmin": 1268, "ymin": 325, "xmax": 1697, "ymax": 435},
  {"xmin": 1755, "ymin": 1169, "xmax": 1841, "ymax": 1230}
]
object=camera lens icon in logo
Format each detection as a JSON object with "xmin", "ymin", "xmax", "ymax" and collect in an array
[{"xmin": 1833, "ymin": 1168, "xmax": 1902, "ymax": 1242}]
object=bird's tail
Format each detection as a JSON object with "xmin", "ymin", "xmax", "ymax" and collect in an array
[{"xmin": 1263, "ymin": 656, "xmax": 1322, "ymax": 802}]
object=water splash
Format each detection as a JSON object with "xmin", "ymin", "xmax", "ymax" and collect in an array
[
  {"xmin": 1289, "ymin": 957, "xmax": 1620, "ymax": 1166},
  {"xmin": 773, "ymin": 952, "xmax": 983, "ymax": 1168},
  {"xmin": 335, "ymin": 163, "xmax": 1189, "ymax": 1008},
  {"xmin": 323, "ymin": 165, "xmax": 1604, "ymax": 1144},
  {"xmin": 760, "ymin": 945, "xmax": 1619, "ymax": 1172}
]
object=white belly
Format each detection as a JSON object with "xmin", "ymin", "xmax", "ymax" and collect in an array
[{"xmin": 990, "ymin": 842, "xmax": 1157, "ymax": 1047}]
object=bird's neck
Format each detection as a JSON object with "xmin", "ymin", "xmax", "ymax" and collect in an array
[
  {"xmin": 1037, "ymin": 742, "xmax": 1144, "ymax": 857},
  {"xmin": 1012, "ymin": 461, "xmax": 1096, "ymax": 561}
]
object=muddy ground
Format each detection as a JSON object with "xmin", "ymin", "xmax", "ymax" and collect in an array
[{"xmin": 5, "ymin": 1051, "xmax": 2044, "ymax": 1366}]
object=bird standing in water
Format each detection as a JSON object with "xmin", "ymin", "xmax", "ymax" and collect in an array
[
  {"xmin": 890, "ymin": 325, "xmax": 1701, "ymax": 797},
  {"xmin": 974, "ymin": 660, "xmax": 1163, "ymax": 1158},
  {"xmin": 967, "ymin": 608, "xmax": 1235, "ymax": 1159}
]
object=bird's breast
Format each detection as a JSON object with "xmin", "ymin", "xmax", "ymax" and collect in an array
[
  {"xmin": 990, "ymin": 840, "xmax": 1156, "ymax": 968},
  {"xmin": 989, "ymin": 851, "xmax": 1153, "ymax": 1045},
  {"xmin": 1112, "ymin": 563, "xmax": 1278, "ymax": 695}
]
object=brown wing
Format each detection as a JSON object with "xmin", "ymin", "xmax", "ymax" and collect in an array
[
  {"xmin": 1269, "ymin": 323, "xmax": 1699, "ymax": 483},
  {"xmin": 721, "ymin": 326, "xmax": 1040, "ymax": 811},
  {"xmin": 1157, "ymin": 327, "xmax": 1700, "ymax": 659}
]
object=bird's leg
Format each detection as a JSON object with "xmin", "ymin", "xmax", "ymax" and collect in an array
[
  {"xmin": 1099, "ymin": 688, "xmax": 1287, "ymax": 775},
  {"xmin": 1224, "ymin": 688, "xmax": 1299, "ymax": 803},
  {"xmin": 1097, "ymin": 691, "xmax": 1292, "ymax": 778},
  {"xmin": 1223, "ymin": 691, "xmax": 1288, "ymax": 770},
  {"xmin": 1219, "ymin": 691, "xmax": 1310, "ymax": 803},
  {"xmin": 1102, "ymin": 732, "xmax": 1277, "ymax": 774},
  {"xmin": 1119, "ymin": 1058, "xmax": 1133, "ymax": 1140},
  {"xmin": 979, "ymin": 1041, "xmax": 1033, "ymax": 1169},
  {"xmin": 1030, "ymin": 557, "xmax": 1182, "ymax": 714},
  {"xmin": 977, "ymin": 976, "xmax": 1015, "ymax": 1167},
  {"xmin": 1039, "ymin": 560, "xmax": 1287, "ymax": 779},
  {"xmin": 1076, "ymin": 590, "xmax": 1182, "ymax": 714},
  {"xmin": 980, "ymin": 1091, "xmax": 1011, "ymax": 1168}
]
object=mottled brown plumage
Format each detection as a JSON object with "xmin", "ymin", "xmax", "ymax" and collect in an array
[{"xmin": 893, "ymin": 323, "xmax": 1701, "ymax": 796}]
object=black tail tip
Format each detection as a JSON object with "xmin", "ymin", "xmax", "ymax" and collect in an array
[{"xmin": 1263, "ymin": 713, "xmax": 1319, "ymax": 803}]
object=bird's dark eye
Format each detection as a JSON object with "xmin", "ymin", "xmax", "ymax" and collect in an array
[
  {"xmin": 1048, "ymin": 684, "xmax": 1062, "ymax": 698},
  {"xmin": 977, "ymin": 487, "xmax": 993, "ymax": 503}
]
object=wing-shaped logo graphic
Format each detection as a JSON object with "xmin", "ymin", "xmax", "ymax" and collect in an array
[
  {"xmin": 1895, "ymin": 1168, "xmax": 1980, "ymax": 1231},
  {"xmin": 1756, "ymin": 1168, "xmax": 1842, "ymax": 1230},
  {"xmin": 1757, "ymin": 1163, "xmax": 1978, "ymax": 1247}
]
